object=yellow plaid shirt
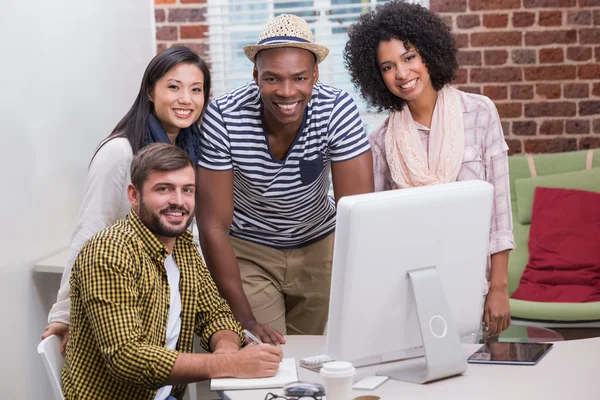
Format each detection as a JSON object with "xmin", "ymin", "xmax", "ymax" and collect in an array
[{"xmin": 62, "ymin": 210, "xmax": 243, "ymax": 400}]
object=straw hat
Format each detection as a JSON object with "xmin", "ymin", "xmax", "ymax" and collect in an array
[{"xmin": 243, "ymin": 14, "xmax": 329, "ymax": 64}]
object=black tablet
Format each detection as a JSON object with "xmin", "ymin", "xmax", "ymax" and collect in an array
[{"xmin": 467, "ymin": 342, "xmax": 553, "ymax": 365}]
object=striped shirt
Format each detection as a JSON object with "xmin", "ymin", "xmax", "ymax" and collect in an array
[
  {"xmin": 199, "ymin": 81, "xmax": 370, "ymax": 248},
  {"xmin": 62, "ymin": 210, "xmax": 243, "ymax": 400}
]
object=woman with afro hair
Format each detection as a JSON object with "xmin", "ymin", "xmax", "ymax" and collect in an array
[{"xmin": 345, "ymin": 0, "xmax": 515, "ymax": 337}]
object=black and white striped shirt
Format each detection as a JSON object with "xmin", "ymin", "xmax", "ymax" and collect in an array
[{"xmin": 199, "ymin": 81, "xmax": 370, "ymax": 248}]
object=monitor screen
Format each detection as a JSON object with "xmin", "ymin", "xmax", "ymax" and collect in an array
[{"xmin": 326, "ymin": 180, "xmax": 493, "ymax": 381}]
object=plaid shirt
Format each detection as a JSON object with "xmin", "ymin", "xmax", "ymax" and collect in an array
[
  {"xmin": 62, "ymin": 210, "xmax": 243, "ymax": 400},
  {"xmin": 369, "ymin": 89, "xmax": 515, "ymax": 282}
]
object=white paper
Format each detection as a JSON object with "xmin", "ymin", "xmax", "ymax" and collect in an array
[{"xmin": 210, "ymin": 358, "xmax": 298, "ymax": 391}]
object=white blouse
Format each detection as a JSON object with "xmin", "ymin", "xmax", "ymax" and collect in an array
[{"xmin": 48, "ymin": 137, "xmax": 133, "ymax": 324}]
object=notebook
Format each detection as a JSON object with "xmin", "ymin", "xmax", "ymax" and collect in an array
[{"xmin": 210, "ymin": 358, "xmax": 298, "ymax": 391}]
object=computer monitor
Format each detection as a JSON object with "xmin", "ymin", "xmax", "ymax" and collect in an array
[{"xmin": 326, "ymin": 180, "xmax": 493, "ymax": 384}]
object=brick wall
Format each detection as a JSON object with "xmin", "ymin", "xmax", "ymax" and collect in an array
[
  {"xmin": 154, "ymin": 0, "xmax": 600, "ymax": 154},
  {"xmin": 432, "ymin": 0, "xmax": 600, "ymax": 154},
  {"xmin": 154, "ymin": 0, "xmax": 208, "ymax": 59}
]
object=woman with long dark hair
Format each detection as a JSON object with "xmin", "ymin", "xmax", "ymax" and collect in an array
[{"xmin": 42, "ymin": 46, "xmax": 210, "ymax": 349}]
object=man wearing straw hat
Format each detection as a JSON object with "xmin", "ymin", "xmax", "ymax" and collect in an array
[{"xmin": 196, "ymin": 14, "xmax": 374, "ymax": 344}]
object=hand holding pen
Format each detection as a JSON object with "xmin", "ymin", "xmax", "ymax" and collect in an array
[
  {"xmin": 244, "ymin": 329, "xmax": 265, "ymax": 345},
  {"xmin": 244, "ymin": 329, "xmax": 284, "ymax": 363},
  {"xmin": 243, "ymin": 321, "xmax": 286, "ymax": 345},
  {"xmin": 233, "ymin": 336, "xmax": 284, "ymax": 376}
]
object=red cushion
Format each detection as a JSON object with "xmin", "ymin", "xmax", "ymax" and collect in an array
[{"xmin": 511, "ymin": 187, "xmax": 600, "ymax": 303}]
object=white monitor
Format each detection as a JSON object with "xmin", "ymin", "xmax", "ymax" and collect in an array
[{"xmin": 326, "ymin": 180, "xmax": 493, "ymax": 383}]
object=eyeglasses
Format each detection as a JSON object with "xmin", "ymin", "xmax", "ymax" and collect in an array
[{"xmin": 264, "ymin": 393, "xmax": 322, "ymax": 400}]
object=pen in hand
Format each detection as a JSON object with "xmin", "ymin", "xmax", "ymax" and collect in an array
[
  {"xmin": 243, "ymin": 329, "xmax": 264, "ymax": 345},
  {"xmin": 243, "ymin": 329, "xmax": 284, "ymax": 362},
  {"xmin": 244, "ymin": 329, "xmax": 283, "ymax": 348}
]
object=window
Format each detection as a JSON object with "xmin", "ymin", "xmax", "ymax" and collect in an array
[{"xmin": 206, "ymin": 0, "xmax": 428, "ymax": 133}]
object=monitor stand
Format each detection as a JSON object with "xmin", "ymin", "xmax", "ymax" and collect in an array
[{"xmin": 377, "ymin": 266, "xmax": 467, "ymax": 384}]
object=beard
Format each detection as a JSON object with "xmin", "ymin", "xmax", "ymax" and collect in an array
[{"xmin": 138, "ymin": 196, "xmax": 194, "ymax": 238}]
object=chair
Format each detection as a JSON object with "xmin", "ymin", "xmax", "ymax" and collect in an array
[
  {"xmin": 507, "ymin": 149, "xmax": 600, "ymax": 327},
  {"xmin": 37, "ymin": 335, "xmax": 65, "ymax": 400}
]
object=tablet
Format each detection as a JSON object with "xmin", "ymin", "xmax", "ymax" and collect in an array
[{"xmin": 467, "ymin": 342, "xmax": 553, "ymax": 365}]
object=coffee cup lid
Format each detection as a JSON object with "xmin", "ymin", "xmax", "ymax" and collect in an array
[{"xmin": 319, "ymin": 361, "xmax": 356, "ymax": 378}]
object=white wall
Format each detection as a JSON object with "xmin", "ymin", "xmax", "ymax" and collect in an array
[{"xmin": 0, "ymin": 0, "xmax": 154, "ymax": 397}]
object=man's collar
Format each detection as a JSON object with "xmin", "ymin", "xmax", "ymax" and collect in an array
[{"xmin": 126, "ymin": 209, "xmax": 193, "ymax": 258}]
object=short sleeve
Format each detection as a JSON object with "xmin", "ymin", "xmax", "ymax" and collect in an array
[
  {"xmin": 199, "ymin": 100, "xmax": 233, "ymax": 171},
  {"xmin": 327, "ymin": 91, "xmax": 371, "ymax": 162}
]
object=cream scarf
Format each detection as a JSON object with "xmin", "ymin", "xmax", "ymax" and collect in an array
[{"xmin": 385, "ymin": 85, "xmax": 465, "ymax": 189}]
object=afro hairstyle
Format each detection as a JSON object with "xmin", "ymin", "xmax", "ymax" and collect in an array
[{"xmin": 344, "ymin": 0, "xmax": 459, "ymax": 112}]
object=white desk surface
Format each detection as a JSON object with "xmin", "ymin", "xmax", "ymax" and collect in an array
[
  {"xmin": 220, "ymin": 335, "xmax": 600, "ymax": 400},
  {"xmin": 33, "ymin": 248, "xmax": 69, "ymax": 274}
]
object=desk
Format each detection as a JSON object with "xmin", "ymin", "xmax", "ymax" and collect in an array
[
  {"xmin": 220, "ymin": 335, "xmax": 600, "ymax": 400},
  {"xmin": 33, "ymin": 248, "xmax": 69, "ymax": 274}
]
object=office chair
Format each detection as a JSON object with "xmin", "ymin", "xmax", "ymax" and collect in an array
[
  {"xmin": 37, "ymin": 335, "xmax": 64, "ymax": 400},
  {"xmin": 37, "ymin": 334, "xmax": 203, "ymax": 400}
]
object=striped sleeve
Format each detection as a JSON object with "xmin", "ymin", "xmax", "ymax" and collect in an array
[
  {"xmin": 199, "ymin": 100, "xmax": 233, "ymax": 171},
  {"xmin": 327, "ymin": 91, "xmax": 371, "ymax": 162}
]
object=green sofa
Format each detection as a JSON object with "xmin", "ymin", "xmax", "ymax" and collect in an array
[{"xmin": 507, "ymin": 149, "xmax": 600, "ymax": 324}]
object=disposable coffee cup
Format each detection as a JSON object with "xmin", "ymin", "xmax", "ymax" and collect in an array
[{"xmin": 320, "ymin": 361, "xmax": 356, "ymax": 400}]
